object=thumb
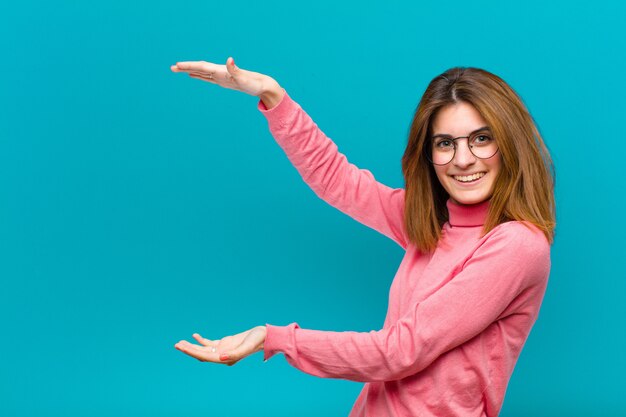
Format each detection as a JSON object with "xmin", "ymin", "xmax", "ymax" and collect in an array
[{"xmin": 226, "ymin": 57, "xmax": 239, "ymax": 77}]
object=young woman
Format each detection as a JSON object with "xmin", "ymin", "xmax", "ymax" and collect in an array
[{"xmin": 172, "ymin": 57, "xmax": 556, "ymax": 417}]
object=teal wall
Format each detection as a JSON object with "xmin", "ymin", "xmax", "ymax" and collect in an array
[{"xmin": 1, "ymin": 1, "xmax": 624, "ymax": 416}]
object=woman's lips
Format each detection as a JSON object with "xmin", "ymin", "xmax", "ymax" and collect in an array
[{"xmin": 451, "ymin": 172, "xmax": 486, "ymax": 186}]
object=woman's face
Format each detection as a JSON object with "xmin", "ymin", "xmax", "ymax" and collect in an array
[{"xmin": 430, "ymin": 101, "xmax": 502, "ymax": 205}]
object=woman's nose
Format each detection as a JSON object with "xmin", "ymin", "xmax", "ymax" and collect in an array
[{"xmin": 453, "ymin": 138, "xmax": 477, "ymax": 167}]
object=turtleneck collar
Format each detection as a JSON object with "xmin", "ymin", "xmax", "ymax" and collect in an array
[{"xmin": 446, "ymin": 198, "xmax": 490, "ymax": 227}]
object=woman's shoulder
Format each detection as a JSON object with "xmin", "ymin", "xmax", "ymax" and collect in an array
[
  {"xmin": 485, "ymin": 220, "xmax": 551, "ymax": 258},
  {"xmin": 471, "ymin": 220, "xmax": 552, "ymax": 286}
]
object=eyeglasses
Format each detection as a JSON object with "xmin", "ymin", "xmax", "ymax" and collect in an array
[{"xmin": 427, "ymin": 131, "xmax": 499, "ymax": 165}]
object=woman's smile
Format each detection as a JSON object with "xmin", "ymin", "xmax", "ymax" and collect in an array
[{"xmin": 452, "ymin": 171, "xmax": 486, "ymax": 183}]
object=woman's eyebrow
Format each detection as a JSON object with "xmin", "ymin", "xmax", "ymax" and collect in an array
[{"xmin": 431, "ymin": 126, "xmax": 491, "ymax": 139}]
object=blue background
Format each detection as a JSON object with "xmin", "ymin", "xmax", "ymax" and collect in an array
[{"xmin": 1, "ymin": 1, "xmax": 624, "ymax": 416}]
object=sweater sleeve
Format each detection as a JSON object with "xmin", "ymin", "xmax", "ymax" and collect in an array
[
  {"xmin": 263, "ymin": 222, "xmax": 551, "ymax": 382},
  {"xmin": 257, "ymin": 91, "xmax": 407, "ymax": 249}
]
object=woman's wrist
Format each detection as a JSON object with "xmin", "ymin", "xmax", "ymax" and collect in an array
[
  {"xmin": 259, "ymin": 78, "xmax": 284, "ymax": 110},
  {"xmin": 257, "ymin": 325, "xmax": 267, "ymax": 353}
]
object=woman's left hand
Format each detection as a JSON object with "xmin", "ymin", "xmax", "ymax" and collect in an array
[{"xmin": 175, "ymin": 325, "xmax": 267, "ymax": 366}]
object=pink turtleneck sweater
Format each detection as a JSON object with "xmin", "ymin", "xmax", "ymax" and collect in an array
[{"xmin": 257, "ymin": 91, "xmax": 551, "ymax": 417}]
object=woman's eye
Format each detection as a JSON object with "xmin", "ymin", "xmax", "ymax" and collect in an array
[
  {"xmin": 435, "ymin": 139, "xmax": 453, "ymax": 148},
  {"xmin": 474, "ymin": 135, "xmax": 492, "ymax": 144}
]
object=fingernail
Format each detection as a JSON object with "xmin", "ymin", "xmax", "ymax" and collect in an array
[{"xmin": 220, "ymin": 354, "xmax": 230, "ymax": 361}]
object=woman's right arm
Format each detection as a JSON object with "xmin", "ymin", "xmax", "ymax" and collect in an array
[{"xmin": 172, "ymin": 58, "xmax": 407, "ymax": 248}]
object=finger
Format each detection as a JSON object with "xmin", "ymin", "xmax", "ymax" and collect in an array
[
  {"xmin": 173, "ymin": 61, "xmax": 218, "ymax": 73},
  {"xmin": 189, "ymin": 72, "xmax": 237, "ymax": 88},
  {"xmin": 186, "ymin": 69, "xmax": 222, "ymax": 79},
  {"xmin": 171, "ymin": 62, "xmax": 199, "ymax": 72},
  {"xmin": 226, "ymin": 56, "xmax": 239, "ymax": 77},
  {"xmin": 192, "ymin": 333, "xmax": 214, "ymax": 347},
  {"xmin": 174, "ymin": 340, "xmax": 218, "ymax": 362},
  {"xmin": 190, "ymin": 67, "xmax": 233, "ymax": 81},
  {"xmin": 188, "ymin": 73, "xmax": 218, "ymax": 84},
  {"xmin": 174, "ymin": 340, "xmax": 206, "ymax": 361}
]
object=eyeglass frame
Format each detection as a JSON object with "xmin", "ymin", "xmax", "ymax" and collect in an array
[{"xmin": 425, "ymin": 130, "xmax": 499, "ymax": 166}]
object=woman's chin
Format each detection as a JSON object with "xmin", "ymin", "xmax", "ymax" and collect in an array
[{"xmin": 448, "ymin": 191, "xmax": 492, "ymax": 205}]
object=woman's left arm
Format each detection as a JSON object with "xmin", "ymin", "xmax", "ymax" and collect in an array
[
  {"xmin": 262, "ymin": 222, "xmax": 551, "ymax": 382},
  {"xmin": 175, "ymin": 222, "xmax": 550, "ymax": 380}
]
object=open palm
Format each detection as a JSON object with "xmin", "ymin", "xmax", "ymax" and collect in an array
[
  {"xmin": 175, "ymin": 326, "xmax": 267, "ymax": 366},
  {"xmin": 171, "ymin": 57, "xmax": 279, "ymax": 98}
]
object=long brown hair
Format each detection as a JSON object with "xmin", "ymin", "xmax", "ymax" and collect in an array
[{"xmin": 401, "ymin": 67, "xmax": 556, "ymax": 253}]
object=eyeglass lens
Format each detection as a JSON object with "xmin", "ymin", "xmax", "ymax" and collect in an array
[{"xmin": 430, "ymin": 132, "xmax": 498, "ymax": 165}]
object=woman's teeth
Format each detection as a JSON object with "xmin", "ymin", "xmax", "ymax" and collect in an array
[{"xmin": 454, "ymin": 172, "xmax": 486, "ymax": 182}]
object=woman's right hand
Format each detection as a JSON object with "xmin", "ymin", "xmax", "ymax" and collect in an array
[{"xmin": 171, "ymin": 57, "xmax": 285, "ymax": 109}]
